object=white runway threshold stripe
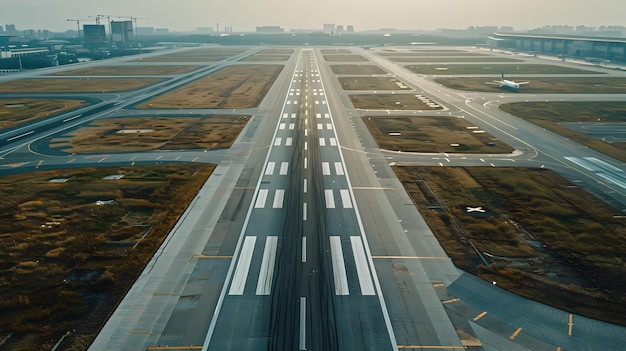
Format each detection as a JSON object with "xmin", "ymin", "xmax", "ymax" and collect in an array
[
  {"xmin": 325, "ymin": 189, "xmax": 336, "ymax": 208},
  {"xmin": 330, "ymin": 236, "xmax": 349, "ymax": 295},
  {"xmin": 256, "ymin": 236, "xmax": 278, "ymax": 295},
  {"xmin": 273, "ymin": 189, "xmax": 285, "ymax": 208},
  {"xmin": 350, "ymin": 236, "xmax": 376, "ymax": 295},
  {"xmin": 265, "ymin": 162, "xmax": 275, "ymax": 176},
  {"xmin": 255, "ymin": 189, "xmax": 269, "ymax": 208},
  {"xmin": 340, "ymin": 189, "xmax": 353, "ymax": 209},
  {"xmin": 229, "ymin": 236, "xmax": 257, "ymax": 295},
  {"xmin": 279, "ymin": 162, "xmax": 289, "ymax": 175}
]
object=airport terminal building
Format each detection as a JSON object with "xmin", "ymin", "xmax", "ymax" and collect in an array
[{"xmin": 487, "ymin": 32, "xmax": 626, "ymax": 62}]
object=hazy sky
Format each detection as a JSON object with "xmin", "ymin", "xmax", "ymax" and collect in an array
[{"xmin": 3, "ymin": 0, "xmax": 626, "ymax": 33}]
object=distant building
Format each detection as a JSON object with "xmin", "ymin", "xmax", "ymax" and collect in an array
[
  {"xmin": 5, "ymin": 24, "xmax": 17, "ymax": 35},
  {"xmin": 335, "ymin": 25, "xmax": 344, "ymax": 33},
  {"xmin": 347, "ymin": 25, "xmax": 355, "ymax": 33},
  {"xmin": 323, "ymin": 24, "xmax": 335, "ymax": 34},
  {"xmin": 111, "ymin": 21, "xmax": 134, "ymax": 44},
  {"xmin": 256, "ymin": 26, "xmax": 284, "ymax": 34},
  {"xmin": 137, "ymin": 27, "xmax": 155, "ymax": 36},
  {"xmin": 197, "ymin": 27, "xmax": 214, "ymax": 34},
  {"xmin": 0, "ymin": 25, "xmax": 4, "ymax": 34},
  {"xmin": 83, "ymin": 24, "xmax": 106, "ymax": 47}
]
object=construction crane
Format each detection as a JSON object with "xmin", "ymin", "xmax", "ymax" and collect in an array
[
  {"xmin": 88, "ymin": 15, "xmax": 102, "ymax": 25},
  {"xmin": 66, "ymin": 19, "xmax": 89, "ymax": 38},
  {"xmin": 98, "ymin": 15, "xmax": 149, "ymax": 41}
]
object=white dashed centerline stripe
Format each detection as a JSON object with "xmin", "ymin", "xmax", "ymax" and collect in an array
[
  {"xmin": 303, "ymin": 202, "xmax": 307, "ymax": 221},
  {"xmin": 299, "ymin": 297, "xmax": 306, "ymax": 350},
  {"xmin": 350, "ymin": 236, "xmax": 375, "ymax": 295},
  {"xmin": 279, "ymin": 162, "xmax": 289, "ymax": 175},
  {"xmin": 340, "ymin": 189, "xmax": 353, "ymax": 208},
  {"xmin": 325, "ymin": 189, "xmax": 335, "ymax": 208},
  {"xmin": 229, "ymin": 236, "xmax": 257, "ymax": 295},
  {"xmin": 255, "ymin": 189, "xmax": 269, "ymax": 208},
  {"xmin": 330, "ymin": 236, "xmax": 349, "ymax": 295},
  {"xmin": 301, "ymin": 237, "xmax": 307, "ymax": 263},
  {"xmin": 256, "ymin": 236, "xmax": 278, "ymax": 295},
  {"xmin": 265, "ymin": 162, "xmax": 275, "ymax": 176},
  {"xmin": 303, "ymin": 179, "xmax": 308, "ymax": 193},
  {"xmin": 273, "ymin": 190, "xmax": 285, "ymax": 208}
]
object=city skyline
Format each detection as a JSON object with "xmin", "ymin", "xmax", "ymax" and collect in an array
[{"xmin": 3, "ymin": 0, "xmax": 626, "ymax": 33}]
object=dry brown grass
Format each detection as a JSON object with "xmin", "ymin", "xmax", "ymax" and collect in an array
[
  {"xmin": 242, "ymin": 55, "xmax": 291, "ymax": 62},
  {"xmin": 390, "ymin": 57, "xmax": 523, "ymax": 63},
  {"xmin": 330, "ymin": 64, "xmax": 386, "ymax": 75},
  {"xmin": 350, "ymin": 94, "xmax": 442, "ymax": 110},
  {"xmin": 436, "ymin": 76, "xmax": 626, "ymax": 93},
  {"xmin": 395, "ymin": 166, "xmax": 626, "ymax": 325},
  {"xmin": 132, "ymin": 49, "xmax": 247, "ymax": 62},
  {"xmin": 53, "ymin": 115, "xmax": 250, "ymax": 153},
  {"xmin": 138, "ymin": 65, "xmax": 283, "ymax": 109},
  {"xmin": 321, "ymin": 49, "xmax": 352, "ymax": 54},
  {"xmin": 51, "ymin": 65, "xmax": 202, "ymax": 76},
  {"xmin": 405, "ymin": 63, "xmax": 597, "ymax": 75},
  {"xmin": 0, "ymin": 99, "xmax": 85, "ymax": 130},
  {"xmin": 323, "ymin": 54, "xmax": 368, "ymax": 62},
  {"xmin": 0, "ymin": 164, "xmax": 215, "ymax": 349},
  {"xmin": 363, "ymin": 116, "xmax": 513, "ymax": 153},
  {"xmin": 338, "ymin": 77, "xmax": 411, "ymax": 90},
  {"xmin": 0, "ymin": 78, "xmax": 163, "ymax": 93},
  {"xmin": 500, "ymin": 101, "xmax": 626, "ymax": 162}
]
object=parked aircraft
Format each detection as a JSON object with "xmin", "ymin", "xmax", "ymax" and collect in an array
[{"xmin": 486, "ymin": 72, "xmax": 529, "ymax": 89}]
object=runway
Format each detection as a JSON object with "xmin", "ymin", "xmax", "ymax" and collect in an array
[{"xmin": 1, "ymin": 45, "xmax": 625, "ymax": 350}]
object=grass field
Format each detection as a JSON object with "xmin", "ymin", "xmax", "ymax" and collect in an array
[
  {"xmin": 338, "ymin": 77, "xmax": 411, "ymax": 90},
  {"xmin": 138, "ymin": 64, "xmax": 283, "ymax": 109},
  {"xmin": 394, "ymin": 166, "xmax": 626, "ymax": 326},
  {"xmin": 51, "ymin": 65, "xmax": 203, "ymax": 76},
  {"xmin": 52, "ymin": 115, "xmax": 250, "ymax": 153},
  {"xmin": 389, "ymin": 57, "xmax": 523, "ymax": 63},
  {"xmin": 0, "ymin": 164, "xmax": 215, "ymax": 350},
  {"xmin": 256, "ymin": 48, "xmax": 294, "ymax": 55},
  {"xmin": 330, "ymin": 64, "xmax": 386, "ymax": 75},
  {"xmin": 500, "ymin": 101, "xmax": 626, "ymax": 161},
  {"xmin": 323, "ymin": 54, "xmax": 368, "ymax": 62},
  {"xmin": 133, "ymin": 49, "xmax": 247, "ymax": 62},
  {"xmin": 0, "ymin": 99, "xmax": 86, "ymax": 130},
  {"xmin": 363, "ymin": 116, "xmax": 513, "ymax": 153},
  {"xmin": 349, "ymin": 94, "xmax": 443, "ymax": 110},
  {"xmin": 321, "ymin": 49, "xmax": 352, "ymax": 54},
  {"xmin": 242, "ymin": 54, "xmax": 292, "ymax": 62},
  {"xmin": 405, "ymin": 63, "xmax": 598, "ymax": 75},
  {"xmin": 435, "ymin": 76, "xmax": 626, "ymax": 93},
  {"xmin": 0, "ymin": 78, "xmax": 163, "ymax": 93},
  {"xmin": 378, "ymin": 52, "xmax": 489, "ymax": 57}
]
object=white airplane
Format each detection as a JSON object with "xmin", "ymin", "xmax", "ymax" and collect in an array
[{"xmin": 486, "ymin": 72, "xmax": 529, "ymax": 89}]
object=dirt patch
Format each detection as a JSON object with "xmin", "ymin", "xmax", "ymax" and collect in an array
[
  {"xmin": 257, "ymin": 48, "xmax": 294, "ymax": 55},
  {"xmin": 435, "ymin": 76, "xmax": 626, "ymax": 93},
  {"xmin": 406, "ymin": 63, "xmax": 598, "ymax": 75},
  {"xmin": 323, "ymin": 54, "xmax": 368, "ymax": 62},
  {"xmin": 51, "ymin": 65, "xmax": 203, "ymax": 76},
  {"xmin": 395, "ymin": 166, "xmax": 626, "ymax": 326},
  {"xmin": 0, "ymin": 99, "xmax": 86, "ymax": 130},
  {"xmin": 363, "ymin": 116, "xmax": 513, "ymax": 153},
  {"xmin": 138, "ymin": 64, "xmax": 283, "ymax": 109},
  {"xmin": 338, "ymin": 77, "xmax": 411, "ymax": 90},
  {"xmin": 500, "ymin": 101, "xmax": 626, "ymax": 162},
  {"xmin": 0, "ymin": 78, "xmax": 163, "ymax": 93},
  {"xmin": 378, "ymin": 52, "xmax": 489, "ymax": 57},
  {"xmin": 330, "ymin": 64, "xmax": 386, "ymax": 75},
  {"xmin": 350, "ymin": 94, "xmax": 442, "ymax": 110},
  {"xmin": 53, "ymin": 115, "xmax": 250, "ymax": 153},
  {"xmin": 0, "ymin": 164, "xmax": 216, "ymax": 350}
]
